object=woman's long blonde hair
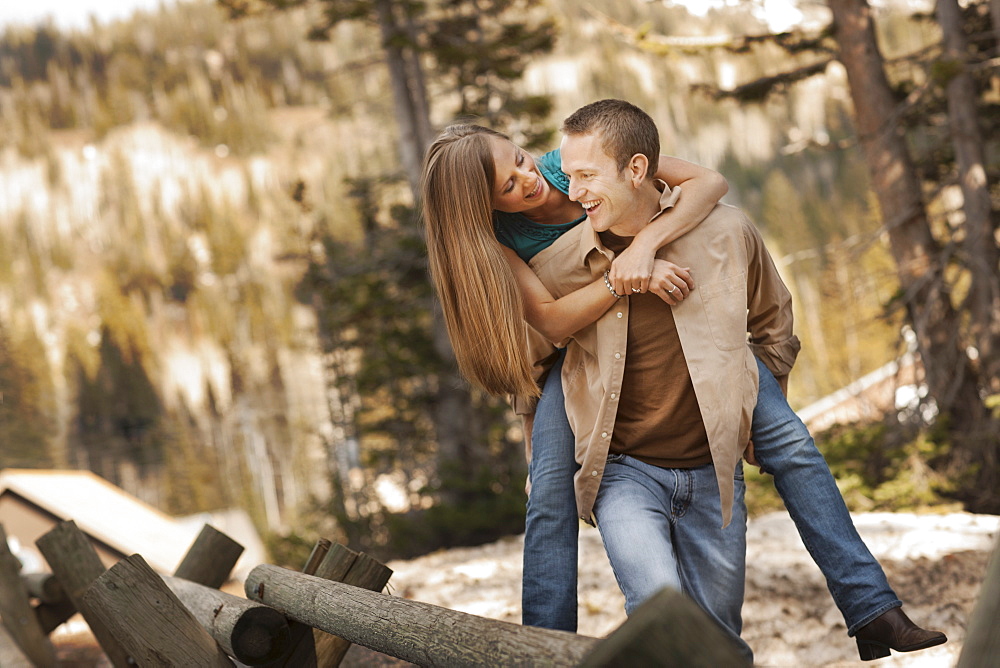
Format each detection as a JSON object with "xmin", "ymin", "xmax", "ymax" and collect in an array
[{"xmin": 421, "ymin": 124, "xmax": 540, "ymax": 398}]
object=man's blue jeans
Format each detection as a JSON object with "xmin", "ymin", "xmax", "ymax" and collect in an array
[
  {"xmin": 594, "ymin": 456, "xmax": 752, "ymax": 663},
  {"xmin": 750, "ymin": 356, "xmax": 901, "ymax": 634},
  {"xmin": 522, "ymin": 350, "xmax": 579, "ymax": 631},
  {"xmin": 521, "ymin": 352, "xmax": 901, "ymax": 635}
]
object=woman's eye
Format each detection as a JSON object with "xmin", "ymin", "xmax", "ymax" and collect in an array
[{"xmin": 517, "ymin": 152, "xmax": 524, "ymax": 166}]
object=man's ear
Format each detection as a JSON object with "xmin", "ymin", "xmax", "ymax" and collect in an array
[{"xmin": 628, "ymin": 153, "xmax": 649, "ymax": 187}]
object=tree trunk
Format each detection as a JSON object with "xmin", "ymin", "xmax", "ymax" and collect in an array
[
  {"xmin": 374, "ymin": 0, "xmax": 430, "ymax": 198},
  {"xmin": 992, "ymin": 0, "xmax": 1000, "ymax": 46},
  {"xmin": 936, "ymin": 0, "xmax": 1000, "ymax": 390},
  {"xmin": 828, "ymin": 0, "xmax": 983, "ymax": 422},
  {"xmin": 829, "ymin": 0, "xmax": 998, "ymax": 509}
]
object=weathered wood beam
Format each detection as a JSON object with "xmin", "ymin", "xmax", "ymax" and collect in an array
[
  {"xmin": 314, "ymin": 550, "xmax": 393, "ymax": 667},
  {"xmin": 35, "ymin": 598, "xmax": 78, "ymax": 634},
  {"xmin": 0, "ymin": 622, "xmax": 33, "ymax": 668},
  {"xmin": 173, "ymin": 524, "xmax": 245, "ymax": 589},
  {"xmin": 83, "ymin": 554, "xmax": 234, "ymax": 667},
  {"xmin": 20, "ymin": 572, "xmax": 67, "ymax": 604},
  {"xmin": 246, "ymin": 564, "xmax": 600, "ymax": 667},
  {"xmin": 278, "ymin": 538, "xmax": 351, "ymax": 668},
  {"xmin": 578, "ymin": 586, "xmax": 750, "ymax": 667},
  {"xmin": 36, "ymin": 520, "xmax": 133, "ymax": 667},
  {"xmin": 162, "ymin": 574, "xmax": 291, "ymax": 666},
  {"xmin": 958, "ymin": 535, "xmax": 1000, "ymax": 667},
  {"xmin": 0, "ymin": 524, "xmax": 57, "ymax": 667}
]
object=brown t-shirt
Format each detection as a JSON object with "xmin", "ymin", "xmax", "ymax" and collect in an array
[{"xmin": 600, "ymin": 230, "xmax": 711, "ymax": 469}]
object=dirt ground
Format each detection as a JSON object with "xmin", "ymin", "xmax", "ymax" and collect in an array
[{"xmin": 49, "ymin": 511, "xmax": 997, "ymax": 667}]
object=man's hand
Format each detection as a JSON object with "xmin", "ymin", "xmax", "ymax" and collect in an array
[
  {"xmin": 648, "ymin": 260, "xmax": 694, "ymax": 306},
  {"xmin": 744, "ymin": 440, "xmax": 761, "ymax": 469},
  {"xmin": 609, "ymin": 242, "xmax": 657, "ymax": 295}
]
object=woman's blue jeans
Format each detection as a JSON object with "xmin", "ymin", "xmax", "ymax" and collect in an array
[
  {"xmin": 750, "ymin": 356, "xmax": 901, "ymax": 634},
  {"xmin": 521, "ymin": 351, "xmax": 900, "ymax": 636},
  {"xmin": 521, "ymin": 350, "xmax": 580, "ymax": 631}
]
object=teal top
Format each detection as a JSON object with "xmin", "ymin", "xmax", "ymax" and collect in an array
[{"xmin": 494, "ymin": 149, "xmax": 586, "ymax": 262}]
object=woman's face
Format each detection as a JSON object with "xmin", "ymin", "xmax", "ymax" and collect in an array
[{"xmin": 488, "ymin": 135, "xmax": 552, "ymax": 214}]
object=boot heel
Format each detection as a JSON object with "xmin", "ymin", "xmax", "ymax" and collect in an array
[{"xmin": 857, "ymin": 639, "xmax": 891, "ymax": 661}]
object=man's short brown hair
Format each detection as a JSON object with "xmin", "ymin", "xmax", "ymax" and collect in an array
[{"xmin": 562, "ymin": 99, "xmax": 660, "ymax": 179}]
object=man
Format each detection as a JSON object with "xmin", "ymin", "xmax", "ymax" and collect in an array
[
  {"xmin": 522, "ymin": 98, "xmax": 797, "ymax": 661},
  {"xmin": 522, "ymin": 99, "xmax": 947, "ymax": 663}
]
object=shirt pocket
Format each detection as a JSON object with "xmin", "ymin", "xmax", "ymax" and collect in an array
[{"xmin": 700, "ymin": 271, "xmax": 748, "ymax": 351}]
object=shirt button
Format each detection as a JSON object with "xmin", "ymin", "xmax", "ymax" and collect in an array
[
  {"xmin": 616, "ymin": 312, "xmax": 623, "ymax": 318},
  {"xmin": 601, "ymin": 431, "xmax": 608, "ymax": 438},
  {"xmin": 591, "ymin": 470, "xmax": 598, "ymax": 476},
  {"xmin": 610, "ymin": 393, "xmax": 617, "ymax": 399},
  {"xmin": 614, "ymin": 352, "xmax": 621, "ymax": 359}
]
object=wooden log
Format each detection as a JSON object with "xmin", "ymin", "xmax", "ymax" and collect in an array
[
  {"xmin": 173, "ymin": 524, "xmax": 245, "ymax": 589},
  {"xmin": 278, "ymin": 539, "xmax": 355, "ymax": 668},
  {"xmin": 83, "ymin": 554, "xmax": 234, "ymax": 667},
  {"xmin": 162, "ymin": 574, "xmax": 291, "ymax": 666},
  {"xmin": 35, "ymin": 598, "xmax": 78, "ymax": 634},
  {"xmin": 36, "ymin": 520, "xmax": 133, "ymax": 668},
  {"xmin": 301, "ymin": 539, "xmax": 332, "ymax": 576},
  {"xmin": 314, "ymin": 551, "xmax": 393, "ymax": 667},
  {"xmin": 246, "ymin": 564, "xmax": 600, "ymax": 667},
  {"xmin": 0, "ymin": 524, "xmax": 57, "ymax": 667},
  {"xmin": 0, "ymin": 621, "xmax": 33, "ymax": 668},
  {"xmin": 578, "ymin": 586, "xmax": 750, "ymax": 667},
  {"xmin": 958, "ymin": 535, "xmax": 1000, "ymax": 668},
  {"xmin": 21, "ymin": 572, "xmax": 67, "ymax": 604}
]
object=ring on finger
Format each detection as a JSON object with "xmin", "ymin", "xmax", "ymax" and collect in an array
[{"xmin": 668, "ymin": 286, "xmax": 680, "ymax": 295}]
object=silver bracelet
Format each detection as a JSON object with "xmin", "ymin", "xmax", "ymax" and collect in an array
[{"xmin": 603, "ymin": 270, "xmax": 623, "ymax": 298}]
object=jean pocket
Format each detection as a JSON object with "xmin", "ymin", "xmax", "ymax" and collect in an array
[{"xmin": 606, "ymin": 453, "xmax": 626, "ymax": 464}]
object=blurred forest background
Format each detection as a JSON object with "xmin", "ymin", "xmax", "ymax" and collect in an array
[{"xmin": 0, "ymin": 0, "xmax": 997, "ymax": 565}]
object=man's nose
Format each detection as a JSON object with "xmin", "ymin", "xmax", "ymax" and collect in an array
[{"xmin": 568, "ymin": 179, "xmax": 582, "ymax": 202}]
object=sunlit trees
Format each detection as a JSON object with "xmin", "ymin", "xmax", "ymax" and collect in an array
[
  {"xmin": 218, "ymin": 0, "xmax": 558, "ymax": 553},
  {"xmin": 632, "ymin": 0, "xmax": 1000, "ymax": 510}
]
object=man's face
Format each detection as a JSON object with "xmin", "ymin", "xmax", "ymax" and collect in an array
[{"xmin": 559, "ymin": 131, "xmax": 637, "ymax": 234}]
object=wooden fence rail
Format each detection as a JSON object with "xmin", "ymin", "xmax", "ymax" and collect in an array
[
  {"xmin": 36, "ymin": 520, "xmax": 132, "ymax": 667},
  {"xmin": 246, "ymin": 563, "xmax": 601, "ymax": 667},
  {"xmin": 0, "ymin": 524, "xmax": 57, "ymax": 667},
  {"xmin": 162, "ymin": 574, "xmax": 290, "ymax": 666},
  {"xmin": 83, "ymin": 554, "xmax": 235, "ymax": 667}
]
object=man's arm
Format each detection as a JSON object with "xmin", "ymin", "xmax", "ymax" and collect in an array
[{"xmin": 742, "ymin": 215, "xmax": 801, "ymax": 393}]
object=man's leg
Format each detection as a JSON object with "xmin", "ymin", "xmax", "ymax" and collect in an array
[
  {"xmin": 522, "ymin": 351, "xmax": 580, "ymax": 631},
  {"xmin": 673, "ymin": 462, "xmax": 753, "ymax": 663},
  {"xmin": 751, "ymin": 356, "xmax": 901, "ymax": 634},
  {"xmin": 592, "ymin": 454, "xmax": 682, "ymax": 615}
]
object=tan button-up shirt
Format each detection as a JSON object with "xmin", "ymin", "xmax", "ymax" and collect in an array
[{"xmin": 522, "ymin": 184, "xmax": 801, "ymax": 527}]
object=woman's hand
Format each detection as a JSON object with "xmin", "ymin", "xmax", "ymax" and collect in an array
[
  {"xmin": 608, "ymin": 240, "xmax": 657, "ymax": 295},
  {"xmin": 648, "ymin": 259, "xmax": 694, "ymax": 306}
]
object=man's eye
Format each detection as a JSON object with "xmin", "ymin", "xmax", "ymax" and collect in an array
[{"xmin": 517, "ymin": 152, "xmax": 524, "ymax": 165}]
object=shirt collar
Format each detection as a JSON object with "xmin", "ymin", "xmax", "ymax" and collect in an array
[{"xmin": 577, "ymin": 180, "xmax": 682, "ymax": 266}]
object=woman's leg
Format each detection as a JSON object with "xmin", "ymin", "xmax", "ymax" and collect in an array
[
  {"xmin": 522, "ymin": 350, "xmax": 581, "ymax": 631},
  {"xmin": 750, "ymin": 356, "xmax": 901, "ymax": 634}
]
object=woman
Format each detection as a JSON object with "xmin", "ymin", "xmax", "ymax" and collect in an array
[{"xmin": 420, "ymin": 123, "xmax": 946, "ymax": 660}]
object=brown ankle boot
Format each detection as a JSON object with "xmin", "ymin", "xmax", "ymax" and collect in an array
[{"xmin": 854, "ymin": 607, "xmax": 947, "ymax": 661}]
